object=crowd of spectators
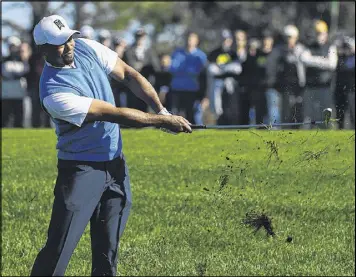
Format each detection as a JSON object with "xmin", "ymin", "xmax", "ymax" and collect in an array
[{"xmin": 1, "ymin": 19, "xmax": 355, "ymax": 129}]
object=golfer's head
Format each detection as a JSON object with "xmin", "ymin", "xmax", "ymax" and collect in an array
[{"xmin": 33, "ymin": 15, "xmax": 80, "ymax": 66}]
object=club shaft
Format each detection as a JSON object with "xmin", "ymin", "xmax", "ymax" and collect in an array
[{"xmin": 192, "ymin": 121, "xmax": 325, "ymax": 129}]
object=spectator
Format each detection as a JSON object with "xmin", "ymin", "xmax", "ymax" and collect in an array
[
  {"xmin": 207, "ymin": 29, "xmax": 241, "ymax": 124},
  {"xmin": 113, "ymin": 37, "xmax": 127, "ymax": 59},
  {"xmin": 300, "ymin": 20, "xmax": 338, "ymax": 129},
  {"xmin": 19, "ymin": 41, "xmax": 32, "ymax": 62},
  {"xmin": 20, "ymin": 42, "xmax": 33, "ymax": 128},
  {"xmin": 80, "ymin": 25, "xmax": 95, "ymax": 40},
  {"xmin": 235, "ymin": 30, "xmax": 249, "ymax": 64},
  {"xmin": 239, "ymin": 31, "xmax": 274, "ymax": 126},
  {"xmin": 28, "ymin": 45, "xmax": 50, "ymax": 128},
  {"xmin": 248, "ymin": 38, "xmax": 260, "ymax": 57},
  {"xmin": 233, "ymin": 29, "xmax": 253, "ymax": 124},
  {"xmin": 123, "ymin": 28, "xmax": 160, "ymax": 112},
  {"xmin": 240, "ymin": 35, "xmax": 270, "ymax": 126},
  {"xmin": 111, "ymin": 37, "xmax": 128, "ymax": 107},
  {"xmin": 98, "ymin": 29, "xmax": 112, "ymax": 48},
  {"xmin": 255, "ymin": 31, "xmax": 275, "ymax": 124},
  {"xmin": 1, "ymin": 36, "xmax": 29, "ymax": 128},
  {"xmin": 265, "ymin": 25, "xmax": 307, "ymax": 127},
  {"xmin": 169, "ymin": 31, "xmax": 207, "ymax": 124},
  {"xmin": 334, "ymin": 35, "xmax": 355, "ymax": 129},
  {"xmin": 154, "ymin": 54, "xmax": 173, "ymax": 111}
]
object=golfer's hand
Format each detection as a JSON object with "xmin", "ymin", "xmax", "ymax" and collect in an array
[{"xmin": 162, "ymin": 115, "xmax": 192, "ymax": 133}]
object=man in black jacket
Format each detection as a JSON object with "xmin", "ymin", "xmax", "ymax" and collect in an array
[
  {"xmin": 154, "ymin": 54, "xmax": 173, "ymax": 112},
  {"xmin": 265, "ymin": 25, "xmax": 307, "ymax": 128},
  {"xmin": 238, "ymin": 31, "xmax": 274, "ymax": 126},
  {"xmin": 334, "ymin": 35, "xmax": 355, "ymax": 129}
]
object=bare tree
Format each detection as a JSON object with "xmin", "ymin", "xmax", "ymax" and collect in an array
[{"xmin": 2, "ymin": 2, "xmax": 120, "ymax": 49}]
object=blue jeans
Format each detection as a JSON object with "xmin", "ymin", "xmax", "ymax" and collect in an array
[{"xmin": 265, "ymin": 88, "xmax": 282, "ymax": 126}]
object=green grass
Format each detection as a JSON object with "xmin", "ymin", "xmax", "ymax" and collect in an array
[{"xmin": 2, "ymin": 128, "xmax": 355, "ymax": 276}]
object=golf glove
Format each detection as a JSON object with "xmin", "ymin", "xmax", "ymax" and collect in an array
[{"xmin": 158, "ymin": 108, "xmax": 178, "ymax": 135}]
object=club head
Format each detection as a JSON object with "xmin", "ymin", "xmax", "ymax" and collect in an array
[{"xmin": 323, "ymin": 108, "xmax": 332, "ymax": 125}]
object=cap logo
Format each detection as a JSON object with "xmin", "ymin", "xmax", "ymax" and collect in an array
[{"xmin": 54, "ymin": 19, "xmax": 65, "ymax": 30}]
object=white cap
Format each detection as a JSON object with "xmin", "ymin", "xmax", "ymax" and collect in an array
[
  {"xmin": 283, "ymin": 25, "xmax": 299, "ymax": 38},
  {"xmin": 80, "ymin": 25, "xmax": 95, "ymax": 39},
  {"xmin": 33, "ymin": 15, "xmax": 80, "ymax": 46},
  {"xmin": 98, "ymin": 29, "xmax": 111, "ymax": 40},
  {"xmin": 8, "ymin": 36, "xmax": 21, "ymax": 47}
]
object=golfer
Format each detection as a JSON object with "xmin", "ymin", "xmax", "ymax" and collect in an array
[{"xmin": 30, "ymin": 15, "xmax": 192, "ymax": 276}]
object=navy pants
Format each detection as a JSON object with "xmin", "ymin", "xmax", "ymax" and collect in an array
[{"xmin": 30, "ymin": 154, "xmax": 132, "ymax": 276}]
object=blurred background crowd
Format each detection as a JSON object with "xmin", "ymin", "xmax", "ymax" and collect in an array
[{"xmin": 1, "ymin": 1, "xmax": 355, "ymax": 129}]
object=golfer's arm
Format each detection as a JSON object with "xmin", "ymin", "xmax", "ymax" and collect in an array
[
  {"xmin": 109, "ymin": 58, "xmax": 164, "ymax": 113},
  {"xmin": 85, "ymin": 99, "xmax": 166, "ymax": 128}
]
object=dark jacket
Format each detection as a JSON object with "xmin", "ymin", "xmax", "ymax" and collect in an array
[
  {"xmin": 305, "ymin": 41, "xmax": 338, "ymax": 88},
  {"xmin": 254, "ymin": 49, "xmax": 272, "ymax": 88},
  {"xmin": 266, "ymin": 43, "xmax": 307, "ymax": 93},
  {"xmin": 336, "ymin": 53, "xmax": 355, "ymax": 92},
  {"xmin": 207, "ymin": 46, "xmax": 240, "ymax": 79}
]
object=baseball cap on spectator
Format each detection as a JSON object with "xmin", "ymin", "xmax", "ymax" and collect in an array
[
  {"xmin": 7, "ymin": 36, "xmax": 21, "ymax": 47},
  {"xmin": 283, "ymin": 25, "xmax": 299, "ymax": 38},
  {"xmin": 222, "ymin": 29, "xmax": 232, "ymax": 40},
  {"xmin": 80, "ymin": 25, "xmax": 95, "ymax": 39},
  {"xmin": 314, "ymin": 20, "xmax": 328, "ymax": 33},
  {"xmin": 33, "ymin": 15, "xmax": 80, "ymax": 46},
  {"xmin": 135, "ymin": 28, "xmax": 146, "ymax": 38}
]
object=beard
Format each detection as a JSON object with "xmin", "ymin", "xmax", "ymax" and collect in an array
[{"xmin": 62, "ymin": 52, "xmax": 74, "ymax": 65}]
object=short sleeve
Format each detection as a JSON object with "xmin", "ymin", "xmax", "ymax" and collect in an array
[
  {"xmin": 43, "ymin": 93, "xmax": 93, "ymax": 127},
  {"xmin": 78, "ymin": 38, "xmax": 118, "ymax": 74}
]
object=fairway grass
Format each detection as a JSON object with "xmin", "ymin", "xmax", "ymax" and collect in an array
[{"xmin": 2, "ymin": 129, "xmax": 355, "ymax": 276}]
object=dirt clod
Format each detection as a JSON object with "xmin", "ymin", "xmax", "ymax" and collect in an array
[{"xmin": 243, "ymin": 211, "xmax": 275, "ymax": 237}]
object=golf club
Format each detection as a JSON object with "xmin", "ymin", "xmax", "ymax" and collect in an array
[{"xmin": 191, "ymin": 108, "xmax": 334, "ymax": 130}]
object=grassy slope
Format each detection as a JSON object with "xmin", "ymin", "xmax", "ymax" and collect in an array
[{"xmin": 1, "ymin": 129, "xmax": 355, "ymax": 276}]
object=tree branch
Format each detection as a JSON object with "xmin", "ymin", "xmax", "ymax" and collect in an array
[
  {"xmin": 48, "ymin": 2, "xmax": 69, "ymax": 14},
  {"xmin": 2, "ymin": 19, "xmax": 27, "ymax": 33},
  {"xmin": 3, "ymin": 2, "xmax": 27, "ymax": 12}
]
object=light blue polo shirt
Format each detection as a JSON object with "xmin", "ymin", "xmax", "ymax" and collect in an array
[{"xmin": 40, "ymin": 38, "xmax": 122, "ymax": 161}]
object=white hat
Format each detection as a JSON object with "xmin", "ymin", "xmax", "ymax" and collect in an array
[
  {"xmin": 8, "ymin": 36, "xmax": 21, "ymax": 47},
  {"xmin": 33, "ymin": 15, "xmax": 80, "ymax": 45},
  {"xmin": 80, "ymin": 25, "xmax": 95, "ymax": 39},
  {"xmin": 98, "ymin": 29, "xmax": 111, "ymax": 40},
  {"xmin": 283, "ymin": 25, "xmax": 299, "ymax": 38}
]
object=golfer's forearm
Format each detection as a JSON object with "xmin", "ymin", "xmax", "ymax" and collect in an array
[
  {"xmin": 105, "ymin": 108, "xmax": 165, "ymax": 127},
  {"xmin": 124, "ymin": 68, "xmax": 164, "ymax": 113},
  {"xmin": 85, "ymin": 100, "xmax": 165, "ymax": 127}
]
